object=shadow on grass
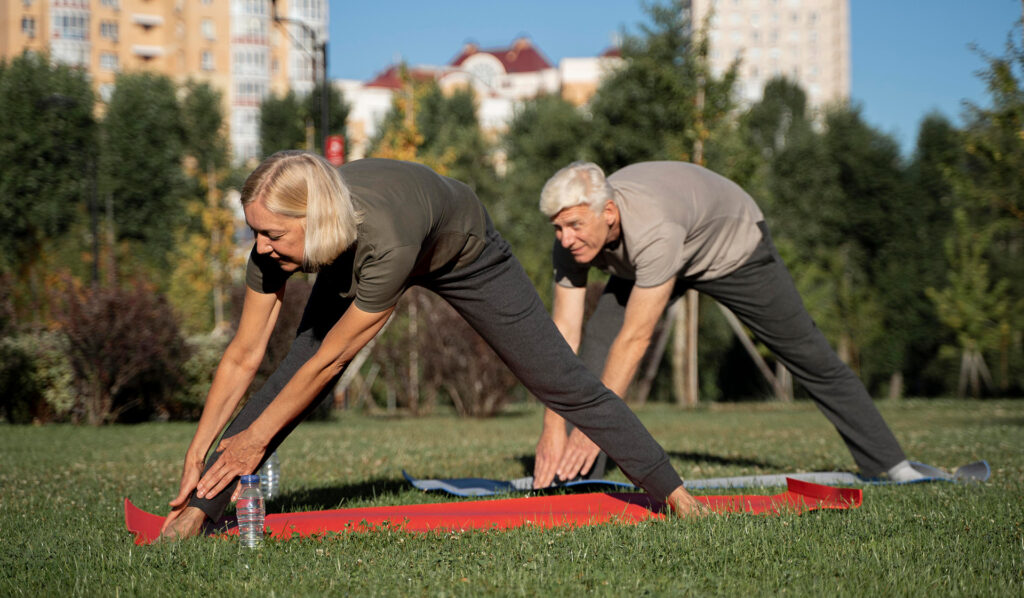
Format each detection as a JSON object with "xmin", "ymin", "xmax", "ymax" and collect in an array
[
  {"xmin": 665, "ymin": 451, "xmax": 785, "ymax": 470},
  {"xmin": 512, "ymin": 450, "xmax": 785, "ymax": 479},
  {"xmin": 267, "ymin": 477, "xmax": 409, "ymax": 512}
]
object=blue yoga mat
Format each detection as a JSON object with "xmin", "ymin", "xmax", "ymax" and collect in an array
[{"xmin": 403, "ymin": 460, "xmax": 990, "ymax": 497}]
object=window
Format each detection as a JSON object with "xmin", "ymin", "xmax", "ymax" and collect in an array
[
  {"xmin": 201, "ymin": 18, "xmax": 215, "ymax": 40},
  {"xmin": 52, "ymin": 11, "xmax": 89, "ymax": 41},
  {"xmin": 100, "ymin": 52, "xmax": 119, "ymax": 71},
  {"xmin": 98, "ymin": 83, "xmax": 114, "ymax": 102},
  {"xmin": 100, "ymin": 0, "xmax": 119, "ymax": 9},
  {"xmin": 201, "ymin": 50, "xmax": 214, "ymax": 71},
  {"xmin": 100, "ymin": 21, "xmax": 118, "ymax": 42},
  {"xmin": 21, "ymin": 17, "xmax": 35, "ymax": 38}
]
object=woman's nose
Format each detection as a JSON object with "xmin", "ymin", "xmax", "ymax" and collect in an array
[{"xmin": 255, "ymin": 235, "xmax": 272, "ymax": 254}]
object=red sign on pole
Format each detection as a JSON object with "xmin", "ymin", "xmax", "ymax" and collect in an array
[{"xmin": 326, "ymin": 135, "xmax": 345, "ymax": 166}]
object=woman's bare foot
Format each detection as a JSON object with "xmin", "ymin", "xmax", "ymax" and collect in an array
[{"xmin": 159, "ymin": 506, "xmax": 208, "ymax": 541}]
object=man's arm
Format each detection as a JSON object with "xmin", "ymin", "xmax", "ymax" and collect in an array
[
  {"xmin": 533, "ymin": 284, "xmax": 587, "ymax": 488},
  {"xmin": 551, "ymin": 284, "xmax": 587, "ymax": 352},
  {"xmin": 547, "ymin": 278, "xmax": 676, "ymax": 483},
  {"xmin": 194, "ymin": 302, "xmax": 395, "ymax": 500},
  {"xmin": 598, "ymin": 279, "xmax": 674, "ymax": 398}
]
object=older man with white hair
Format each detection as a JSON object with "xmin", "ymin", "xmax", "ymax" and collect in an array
[{"xmin": 532, "ymin": 160, "xmax": 924, "ymax": 489}]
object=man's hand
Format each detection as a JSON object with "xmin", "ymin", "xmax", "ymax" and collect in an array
[
  {"xmin": 553, "ymin": 428, "xmax": 601, "ymax": 483},
  {"xmin": 195, "ymin": 429, "xmax": 267, "ymax": 500},
  {"xmin": 665, "ymin": 485, "xmax": 711, "ymax": 518},
  {"xmin": 533, "ymin": 424, "xmax": 568, "ymax": 488}
]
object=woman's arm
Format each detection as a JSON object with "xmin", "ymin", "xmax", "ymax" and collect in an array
[
  {"xmin": 163, "ymin": 286, "xmax": 283, "ymax": 527},
  {"xmin": 194, "ymin": 302, "xmax": 395, "ymax": 500}
]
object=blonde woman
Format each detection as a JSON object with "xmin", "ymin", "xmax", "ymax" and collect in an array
[{"xmin": 160, "ymin": 151, "xmax": 702, "ymax": 539}]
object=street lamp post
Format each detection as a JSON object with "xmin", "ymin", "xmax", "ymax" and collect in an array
[{"xmin": 270, "ymin": 0, "xmax": 329, "ymax": 156}]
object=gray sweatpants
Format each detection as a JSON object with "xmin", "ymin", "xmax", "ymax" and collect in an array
[
  {"xmin": 190, "ymin": 223, "xmax": 683, "ymax": 521},
  {"xmin": 573, "ymin": 222, "xmax": 907, "ymax": 479}
]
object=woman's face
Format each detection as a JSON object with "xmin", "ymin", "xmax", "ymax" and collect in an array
[{"xmin": 244, "ymin": 198, "xmax": 306, "ymax": 272}]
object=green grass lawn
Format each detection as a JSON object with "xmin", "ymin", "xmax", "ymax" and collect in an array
[{"xmin": 1, "ymin": 399, "xmax": 1021, "ymax": 597}]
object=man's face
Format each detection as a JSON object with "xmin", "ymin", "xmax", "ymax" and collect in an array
[
  {"xmin": 244, "ymin": 198, "xmax": 306, "ymax": 272},
  {"xmin": 550, "ymin": 202, "xmax": 616, "ymax": 264}
]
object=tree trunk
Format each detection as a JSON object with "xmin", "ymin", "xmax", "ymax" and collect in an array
[
  {"xmin": 716, "ymin": 303, "xmax": 790, "ymax": 401},
  {"xmin": 888, "ymin": 371, "xmax": 904, "ymax": 400},
  {"xmin": 673, "ymin": 291, "xmax": 699, "ymax": 407},
  {"xmin": 208, "ymin": 164, "xmax": 226, "ymax": 332},
  {"xmin": 631, "ymin": 301, "xmax": 679, "ymax": 405},
  {"xmin": 408, "ymin": 299, "xmax": 419, "ymax": 413}
]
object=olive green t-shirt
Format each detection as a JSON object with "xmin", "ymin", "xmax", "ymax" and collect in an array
[
  {"xmin": 553, "ymin": 161, "xmax": 764, "ymax": 288},
  {"xmin": 246, "ymin": 158, "xmax": 487, "ymax": 312}
]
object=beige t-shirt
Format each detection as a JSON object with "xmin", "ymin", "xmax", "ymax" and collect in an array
[
  {"xmin": 554, "ymin": 161, "xmax": 764, "ymax": 288},
  {"xmin": 246, "ymin": 158, "xmax": 487, "ymax": 312}
]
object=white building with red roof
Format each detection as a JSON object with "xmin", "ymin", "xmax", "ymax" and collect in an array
[{"xmin": 336, "ymin": 37, "xmax": 622, "ymax": 161}]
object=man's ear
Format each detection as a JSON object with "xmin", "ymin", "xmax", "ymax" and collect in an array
[{"xmin": 602, "ymin": 200, "xmax": 618, "ymax": 225}]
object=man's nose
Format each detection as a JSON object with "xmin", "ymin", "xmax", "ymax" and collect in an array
[{"xmin": 560, "ymin": 230, "xmax": 575, "ymax": 248}]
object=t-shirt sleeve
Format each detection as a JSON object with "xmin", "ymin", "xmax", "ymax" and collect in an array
[
  {"xmin": 552, "ymin": 238, "xmax": 589, "ymax": 288},
  {"xmin": 353, "ymin": 244, "xmax": 420, "ymax": 312},
  {"xmin": 633, "ymin": 223, "xmax": 687, "ymax": 288},
  {"xmin": 244, "ymin": 244, "xmax": 293, "ymax": 294}
]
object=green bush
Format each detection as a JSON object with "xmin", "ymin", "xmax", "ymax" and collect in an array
[
  {"xmin": 171, "ymin": 331, "xmax": 231, "ymax": 420},
  {"xmin": 0, "ymin": 331, "xmax": 75, "ymax": 423}
]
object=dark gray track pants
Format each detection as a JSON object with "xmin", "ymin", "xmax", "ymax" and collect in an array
[
  {"xmin": 574, "ymin": 222, "xmax": 906, "ymax": 479},
  {"xmin": 190, "ymin": 223, "xmax": 683, "ymax": 521}
]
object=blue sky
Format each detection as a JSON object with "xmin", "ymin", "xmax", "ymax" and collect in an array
[{"xmin": 328, "ymin": 1, "xmax": 1021, "ymax": 157}]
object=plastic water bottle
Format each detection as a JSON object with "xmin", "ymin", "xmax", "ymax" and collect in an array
[
  {"xmin": 260, "ymin": 451, "xmax": 280, "ymax": 500},
  {"xmin": 237, "ymin": 474, "xmax": 265, "ymax": 548}
]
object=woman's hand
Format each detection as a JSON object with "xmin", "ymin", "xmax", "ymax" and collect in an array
[
  {"xmin": 195, "ymin": 430, "xmax": 268, "ymax": 500},
  {"xmin": 160, "ymin": 454, "xmax": 206, "ymax": 533},
  {"xmin": 666, "ymin": 485, "xmax": 711, "ymax": 518}
]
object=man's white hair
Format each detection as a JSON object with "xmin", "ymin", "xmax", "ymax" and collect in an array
[{"xmin": 538, "ymin": 161, "xmax": 614, "ymax": 217}]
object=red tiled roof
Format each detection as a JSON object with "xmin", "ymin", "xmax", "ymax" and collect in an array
[
  {"xmin": 365, "ymin": 65, "xmax": 441, "ymax": 89},
  {"xmin": 449, "ymin": 37, "xmax": 553, "ymax": 73},
  {"xmin": 600, "ymin": 46, "xmax": 622, "ymax": 58}
]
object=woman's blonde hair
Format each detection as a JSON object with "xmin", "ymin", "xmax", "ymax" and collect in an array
[
  {"xmin": 240, "ymin": 150, "xmax": 362, "ymax": 271},
  {"xmin": 538, "ymin": 161, "xmax": 614, "ymax": 217}
]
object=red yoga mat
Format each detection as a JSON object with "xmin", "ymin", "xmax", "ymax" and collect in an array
[{"xmin": 125, "ymin": 478, "xmax": 861, "ymax": 546}]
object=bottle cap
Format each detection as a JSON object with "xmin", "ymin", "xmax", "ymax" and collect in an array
[{"xmin": 240, "ymin": 474, "xmax": 260, "ymax": 484}]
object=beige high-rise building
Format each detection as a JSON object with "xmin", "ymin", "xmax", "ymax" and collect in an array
[
  {"xmin": 0, "ymin": 0, "xmax": 327, "ymax": 163},
  {"xmin": 689, "ymin": 0, "xmax": 849, "ymax": 111}
]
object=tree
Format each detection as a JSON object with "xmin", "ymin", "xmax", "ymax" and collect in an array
[
  {"xmin": 100, "ymin": 72, "xmax": 187, "ymax": 277},
  {"xmin": 501, "ymin": 94, "xmax": 590, "ymax": 300},
  {"xmin": 950, "ymin": 32, "xmax": 1024, "ymax": 392},
  {"xmin": 926, "ymin": 210, "xmax": 1016, "ymax": 397},
  {"xmin": 0, "ymin": 52, "xmax": 96, "ymax": 282},
  {"xmin": 585, "ymin": 0, "xmax": 737, "ymax": 171},
  {"xmin": 304, "ymin": 81, "xmax": 350, "ymax": 155},
  {"xmin": 259, "ymin": 89, "xmax": 306, "ymax": 155},
  {"xmin": 416, "ymin": 83, "xmax": 498, "ymax": 198},
  {"xmin": 173, "ymin": 81, "xmax": 235, "ymax": 332}
]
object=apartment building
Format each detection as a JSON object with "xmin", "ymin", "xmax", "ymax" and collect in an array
[
  {"xmin": 0, "ymin": 0, "xmax": 327, "ymax": 164},
  {"xmin": 337, "ymin": 37, "xmax": 624, "ymax": 161},
  {"xmin": 690, "ymin": 0, "xmax": 849, "ymax": 110}
]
